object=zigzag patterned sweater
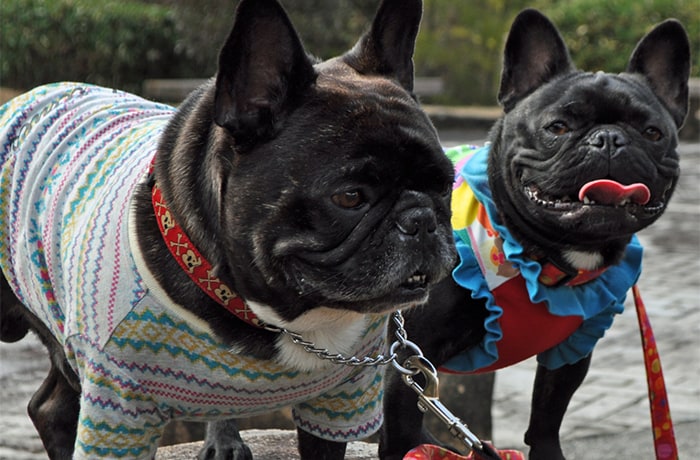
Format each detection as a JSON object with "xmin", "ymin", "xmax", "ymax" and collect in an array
[{"xmin": 0, "ymin": 83, "xmax": 386, "ymax": 459}]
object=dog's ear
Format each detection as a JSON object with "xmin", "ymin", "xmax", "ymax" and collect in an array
[
  {"xmin": 343, "ymin": 0, "xmax": 422, "ymax": 92},
  {"xmin": 627, "ymin": 19, "xmax": 691, "ymax": 128},
  {"xmin": 498, "ymin": 9, "xmax": 574, "ymax": 112},
  {"xmin": 214, "ymin": 0, "xmax": 316, "ymax": 139}
]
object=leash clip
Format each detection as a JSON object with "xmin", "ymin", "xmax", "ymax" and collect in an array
[{"xmin": 401, "ymin": 355, "xmax": 502, "ymax": 459}]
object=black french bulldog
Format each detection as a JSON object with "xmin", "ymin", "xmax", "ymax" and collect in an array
[
  {"xmin": 379, "ymin": 9, "xmax": 690, "ymax": 460},
  {"xmin": 0, "ymin": 0, "xmax": 456, "ymax": 459}
]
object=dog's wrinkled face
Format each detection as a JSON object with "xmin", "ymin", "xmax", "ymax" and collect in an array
[
  {"xmin": 181, "ymin": 0, "xmax": 457, "ymax": 322},
  {"xmin": 223, "ymin": 69, "xmax": 455, "ymax": 319},
  {"xmin": 503, "ymin": 73, "xmax": 680, "ymax": 238},
  {"xmin": 489, "ymin": 10, "xmax": 690, "ymax": 258}
]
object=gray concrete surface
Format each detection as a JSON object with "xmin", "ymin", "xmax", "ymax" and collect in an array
[{"xmin": 1, "ymin": 137, "xmax": 698, "ymax": 459}]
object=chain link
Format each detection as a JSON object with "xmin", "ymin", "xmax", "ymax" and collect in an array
[
  {"xmin": 261, "ymin": 310, "xmax": 413, "ymax": 367},
  {"xmin": 260, "ymin": 310, "xmax": 426, "ymax": 369}
]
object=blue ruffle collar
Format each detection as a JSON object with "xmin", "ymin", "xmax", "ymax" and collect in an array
[{"xmin": 444, "ymin": 145, "xmax": 643, "ymax": 372}]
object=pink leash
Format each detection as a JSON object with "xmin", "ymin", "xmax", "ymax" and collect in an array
[{"xmin": 632, "ymin": 285, "xmax": 678, "ymax": 459}]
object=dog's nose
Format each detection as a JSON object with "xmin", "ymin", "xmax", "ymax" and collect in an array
[
  {"xmin": 396, "ymin": 207, "xmax": 438, "ymax": 236},
  {"xmin": 588, "ymin": 128, "xmax": 629, "ymax": 152}
]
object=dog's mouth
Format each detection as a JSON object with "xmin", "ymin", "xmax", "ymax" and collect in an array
[
  {"xmin": 524, "ymin": 179, "xmax": 666, "ymax": 216},
  {"xmin": 346, "ymin": 271, "xmax": 431, "ymax": 313},
  {"xmin": 366, "ymin": 271, "xmax": 430, "ymax": 310},
  {"xmin": 400, "ymin": 272, "xmax": 428, "ymax": 291},
  {"xmin": 289, "ymin": 264, "xmax": 431, "ymax": 310}
]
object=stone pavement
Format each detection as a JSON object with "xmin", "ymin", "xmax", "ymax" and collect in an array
[{"xmin": 1, "ymin": 142, "xmax": 698, "ymax": 459}]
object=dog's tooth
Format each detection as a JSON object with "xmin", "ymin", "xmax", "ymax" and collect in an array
[
  {"xmin": 583, "ymin": 196, "xmax": 592, "ymax": 204},
  {"xmin": 405, "ymin": 274, "xmax": 427, "ymax": 285},
  {"xmin": 525, "ymin": 186, "xmax": 541, "ymax": 202}
]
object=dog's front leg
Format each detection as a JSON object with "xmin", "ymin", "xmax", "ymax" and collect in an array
[
  {"xmin": 198, "ymin": 419, "xmax": 252, "ymax": 460},
  {"xmin": 297, "ymin": 427, "xmax": 347, "ymax": 460},
  {"xmin": 378, "ymin": 365, "xmax": 433, "ymax": 460},
  {"xmin": 380, "ymin": 277, "xmax": 487, "ymax": 459},
  {"xmin": 524, "ymin": 354, "xmax": 592, "ymax": 460}
]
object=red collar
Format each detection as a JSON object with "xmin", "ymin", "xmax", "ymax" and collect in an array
[
  {"xmin": 537, "ymin": 257, "xmax": 609, "ymax": 287},
  {"xmin": 151, "ymin": 180, "xmax": 263, "ymax": 328}
]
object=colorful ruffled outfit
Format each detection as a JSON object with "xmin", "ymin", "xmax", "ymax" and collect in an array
[{"xmin": 440, "ymin": 145, "xmax": 642, "ymax": 373}]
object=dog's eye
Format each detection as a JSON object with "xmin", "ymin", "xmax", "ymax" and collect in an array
[
  {"xmin": 332, "ymin": 190, "xmax": 365, "ymax": 209},
  {"xmin": 546, "ymin": 121, "xmax": 570, "ymax": 136},
  {"xmin": 643, "ymin": 126, "xmax": 663, "ymax": 142}
]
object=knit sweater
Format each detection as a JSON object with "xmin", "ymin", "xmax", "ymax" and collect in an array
[
  {"xmin": 0, "ymin": 83, "xmax": 386, "ymax": 459},
  {"xmin": 440, "ymin": 145, "xmax": 643, "ymax": 373}
]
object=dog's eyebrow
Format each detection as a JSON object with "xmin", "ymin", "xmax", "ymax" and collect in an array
[{"xmin": 562, "ymin": 100, "xmax": 583, "ymax": 109}]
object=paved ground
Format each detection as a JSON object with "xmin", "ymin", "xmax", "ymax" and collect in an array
[{"xmin": 1, "ymin": 139, "xmax": 698, "ymax": 459}]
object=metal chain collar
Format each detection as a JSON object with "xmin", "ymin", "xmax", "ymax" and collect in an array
[{"xmin": 261, "ymin": 310, "xmax": 421, "ymax": 368}]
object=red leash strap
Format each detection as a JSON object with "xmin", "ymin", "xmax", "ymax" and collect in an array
[
  {"xmin": 404, "ymin": 444, "xmax": 524, "ymax": 460},
  {"xmin": 632, "ymin": 284, "xmax": 678, "ymax": 459}
]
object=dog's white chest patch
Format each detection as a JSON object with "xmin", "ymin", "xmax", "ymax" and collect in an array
[
  {"xmin": 563, "ymin": 250, "xmax": 604, "ymax": 271},
  {"xmin": 247, "ymin": 302, "xmax": 368, "ymax": 372}
]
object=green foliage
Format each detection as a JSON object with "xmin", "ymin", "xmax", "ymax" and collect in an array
[
  {"xmin": 414, "ymin": 0, "xmax": 533, "ymax": 105},
  {"xmin": 286, "ymin": 0, "xmax": 378, "ymax": 58},
  {"xmin": 166, "ymin": 0, "xmax": 378, "ymax": 79},
  {"xmin": 2, "ymin": 0, "xmax": 696, "ymax": 104},
  {"xmin": 543, "ymin": 0, "xmax": 700, "ymax": 76},
  {"xmin": 414, "ymin": 0, "xmax": 698, "ymax": 105},
  {"xmin": 0, "ymin": 0, "xmax": 191, "ymax": 93}
]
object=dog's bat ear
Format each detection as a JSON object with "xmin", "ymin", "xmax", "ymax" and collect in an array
[
  {"xmin": 497, "ymin": 9, "xmax": 574, "ymax": 112},
  {"xmin": 343, "ymin": 0, "xmax": 422, "ymax": 93},
  {"xmin": 214, "ymin": 0, "xmax": 316, "ymax": 140},
  {"xmin": 627, "ymin": 19, "xmax": 691, "ymax": 128}
]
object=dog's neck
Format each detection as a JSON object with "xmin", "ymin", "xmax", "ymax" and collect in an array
[{"xmin": 150, "ymin": 173, "xmax": 264, "ymax": 329}]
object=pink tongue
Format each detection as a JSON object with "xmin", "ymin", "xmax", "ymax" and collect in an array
[{"xmin": 578, "ymin": 179, "xmax": 651, "ymax": 205}]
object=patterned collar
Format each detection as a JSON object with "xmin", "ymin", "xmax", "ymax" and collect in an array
[
  {"xmin": 149, "ymin": 166, "xmax": 263, "ymax": 328},
  {"xmin": 536, "ymin": 254, "xmax": 609, "ymax": 287}
]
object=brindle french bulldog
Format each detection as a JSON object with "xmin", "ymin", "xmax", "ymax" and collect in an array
[
  {"xmin": 379, "ymin": 9, "xmax": 690, "ymax": 460},
  {"xmin": 0, "ymin": 0, "xmax": 456, "ymax": 459}
]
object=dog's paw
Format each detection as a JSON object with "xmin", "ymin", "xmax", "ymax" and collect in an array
[
  {"xmin": 198, "ymin": 420, "xmax": 253, "ymax": 460},
  {"xmin": 197, "ymin": 441, "xmax": 253, "ymax": 460}
]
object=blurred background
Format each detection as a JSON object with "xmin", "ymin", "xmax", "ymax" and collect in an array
[{"xmin": 1, "ymin": 0, "xmax": 698, "ymax": 105}]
